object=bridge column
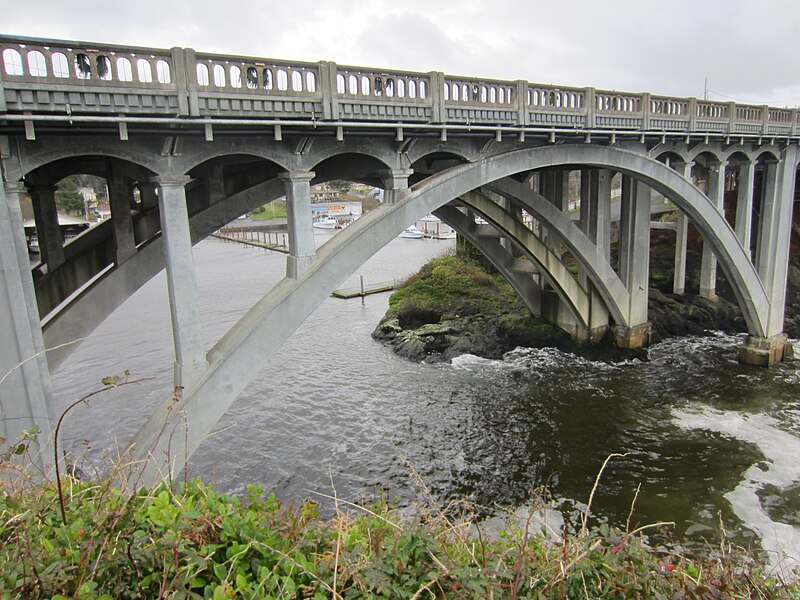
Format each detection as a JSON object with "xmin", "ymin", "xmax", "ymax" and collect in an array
[
  {"xmin": 672, "ymin": 161, "xmax": 693, "ymax": 295},
  {"xmin": 108, "ymin": 172, "xmax": 137, "ymax": 265},
  {"xmin": 280, "ymin": 170, "xmax": 316, "ymax": 279},
  {"xmin": 540, "ymin": 170, "xmax": 582, "ymax": 338},
  {"xmin": 0, "ymin": 181, "xmax": 53, "ymax": 471},
  {"xmin": 699, "ymin": 160, "xmax": 727, "ymax": 298},
  {"xmin": 578, "ymin": 169, "xmax": 611, "ymax": 341},
  {"xmin": 734, "ymin": 160, "xmax": 755, "ymax": 257},
  {"xmin": 615, "ymin": 176, "xmax": 651, "ymax": 349},
  {"xmin": 740, "ymin": 147, "xmax": 798, "ymax": 366},
  {"xmin": 380, "ymin": 168, "xmax": 413, "ymax": 205},
  {"xmin": 154, "ymin": 175, "xmax": 207, "ymax": 390},
  {"xmin": 27, "ymin": 181, "xmax": 65, "ymax": 270}
]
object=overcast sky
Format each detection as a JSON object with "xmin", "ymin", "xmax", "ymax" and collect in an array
[{"xmin": 3, "ymin": 0, "xmax": 799, "ymax": 107}]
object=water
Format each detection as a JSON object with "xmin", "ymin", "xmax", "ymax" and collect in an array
[{"xmin": 50, "ymin": 232, "xmax": 800, "ymax": 572}]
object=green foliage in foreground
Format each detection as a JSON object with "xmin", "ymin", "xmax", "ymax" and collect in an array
[
  {"xmin": 249, "ymin": 201, "xmax": 288, "ymax": 221},
  {"xmin": 1, "ymin": 478, "xmax": 796, "ymax": 598}
]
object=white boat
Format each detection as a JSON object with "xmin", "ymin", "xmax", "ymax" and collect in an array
[
  {"xmin": 399, "ymin": 225, "xmax": 424, "ymax": 239},
  {"xmin": 313, "ymin": 217, "xmax": 337, "ymax": 229}
]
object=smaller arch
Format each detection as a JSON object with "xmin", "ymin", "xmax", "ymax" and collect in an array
[
  {"xmin": 360, "ymin": 75, "xmax": 370, "ymax": 95},
  {"xmin": 229, "ymin": 65, "xmax": 242, "ymax": 88},
  {"xmin": 3, "ymin": 48, "xmax": 23, "ymax": 75},
  {"xmin": 137, "ymin": 58, "xmax": 153, "ymax": 83},
  {"xmin": 117, "ymin": 57, "xmax": 133, "ymax": 81},
  {"xmin": 408, "ymin": 79, "xmax": 416, "ymax": 98},
  {"xmin": 156, "ymin": 60, "xmax": 171, "ymax": 83},
  {"xmin": 291, "ymin": 70, "xmax": 303, "ymax": 91},
  {"xmin": 263, "ymin": 68, "xmax": 273, "ymax": 90},
  {"xmin": 396, "ymin": 78, "xmax": 405, "ymax": 98},
  {"xmin": 51, "ymin": 52, "xmax": 69, "ymax": 78},
  {"xmin": 27, "ymin": 50, "xmax": 47, "ymax": 77},
  {"xmin": 196, "ymin": 63, "xmax": 210, "ymax": 86},
  {"xmin": 385, "ymin": 78, "xmax": 394, "ymax": 97},
  {"xmin": 419, "ymin": 80, "xmax": 427, "ymax": 98},
  {"xmin": 374, "ymin": 76, "xmax": 383, "ymax": 96},
  {"xmin": 443, "ymin": 82, "xmax": 450, "ymax": 101},
  {"xmin": 275, "ymin": 69, "xmax": 287, "ymax": 91},
  {"xmin": 96, "ymin": 55, "xmax": 112, "ymax": 80},
  {"xmin": 348, "ymin": 74, "xmax": 357, "ymax": 95},
  {"xmin": 75, "ymin": 53, "xmax": 91, "ymax": 79},
  {"xmin": 212, "ymin": 64, "xmax": 225, "ymax": 87},
  {"xmin": 305, "ymin": 71, "xmax": 316, "ymax": 92},
  {"xmin": 336, "ymin": 73, "xmax": 345, "ymax": 94},
  {"xmin": 246, "ymin": 67, "xmax": 258, "ymax": 89}
]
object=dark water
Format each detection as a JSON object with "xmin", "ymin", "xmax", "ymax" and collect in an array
[{"xmin": 50, "ymin": 233, "xmax": 800, "ymax": 572}]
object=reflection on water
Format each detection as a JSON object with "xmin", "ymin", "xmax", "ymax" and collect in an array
[{"xmin": 51, "ymin": 237, "xmax": 800, "ymax": 567}]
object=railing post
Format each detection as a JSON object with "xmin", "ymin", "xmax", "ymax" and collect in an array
[
  {"xmin": 318, "ymin": 61, "xmax": 338, "ymax": 120},
  {"xmin": 728, "ymin": 102, "xmax": 737, "ymax": 134},
  {"xmin": 183, "ymin": 47, "xmax": 200, "ymax": 117},
  {"xmin": 761, "ymin": 105, "xmax": 770, "ymax": 135},
  {"xmin": 584, "ymin": 87, "xmax": 596, "ymax": 128},
  {"xmin": 428, "ymin": 71, "xmax": 445, "ymax": 123},
  {"xmin": 641, "ymin": 92, "xmax": 651, "ymax": 130},
  {"xmin": 688, "ymin": 97, "xmax": 697, "ymax": 132},
  {"xmin": 171, "ymin": 47, "xmax": 190, "ymax": 116},
  {"xmin": 515, "ymin": 80, "xmax": 528, "ymax": 126}
]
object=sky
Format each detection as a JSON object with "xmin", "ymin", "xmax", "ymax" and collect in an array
[{"xmin": 2, "ymin": 0, "xmax": 799, "ymax": 107}]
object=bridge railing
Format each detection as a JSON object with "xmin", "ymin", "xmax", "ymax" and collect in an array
[{"xmin": 1, "ymin": 34, "xmax": 798, "ymax": 138}]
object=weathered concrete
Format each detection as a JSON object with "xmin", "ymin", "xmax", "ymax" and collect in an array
[
  {"xmin": 0, "ymin": 182, "xmax": 53, "ymax": 470},
  {"xmin": 281, "ymin": 171, "xmax": 317, "ymax": 279}
]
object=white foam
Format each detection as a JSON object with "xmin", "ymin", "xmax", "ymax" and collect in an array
[{"xmin": 673, "ymin": 406, "xmax": 800, "ymax": 578}]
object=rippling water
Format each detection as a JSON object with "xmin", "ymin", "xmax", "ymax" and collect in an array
[{"xmin": 51, "ymin": 233, "xmax": 800, "ymax": 569}]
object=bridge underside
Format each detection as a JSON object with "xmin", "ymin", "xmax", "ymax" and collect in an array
[{"xmin": 1, "ymin": 130, "xmax": 797, "ymax": 478}]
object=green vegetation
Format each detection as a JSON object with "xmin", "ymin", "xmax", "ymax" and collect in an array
[
  {"xmin": 1, "ymin": 475, "xmax": 795, "ymax": 598},
  {"xmin": 388, "ymin": 251, "xmax": 528, "ymax": 325},
  {"xmin": 249, "ymin": 200, "xmax": 287, "ymax": 221}
]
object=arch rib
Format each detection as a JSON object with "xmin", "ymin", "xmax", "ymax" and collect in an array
[{"xmin": 126, "ymin": 144, "xmax": 770, "ymax": 480}]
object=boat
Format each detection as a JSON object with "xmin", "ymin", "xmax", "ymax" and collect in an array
[
  {"xmin": 312, "ymin": 217, "xmax": 337, "ymax": 229},
  {"xmin": 399, "ymin": 225, "xmax": 424, "ymax": 239}
]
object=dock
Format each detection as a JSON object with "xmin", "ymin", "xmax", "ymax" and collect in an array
[{"xmin": 331, "ymin": 281, "xmax": 396, "ymax": 299}]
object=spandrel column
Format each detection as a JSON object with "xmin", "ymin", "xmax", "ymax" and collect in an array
[
  {"xmin": 578, "ymin": 169, "xmax": 611, "ymax": 341},
  {"xmin": 672, "ymin": 161, "xmax": 693, "ymax": 295},
  {"xmin": 153, "ymin": 175, "xmax": 207, "ymax": 390},
  {"xmin": 699, "ymin": 161, "xmax": 727, "ymax": 298},
  {"xmin": 27, "ymin": 182, "xmax": 65, "ymax": 270},
  {"xmin": 0, "ymin": 181, "xmax": 54, "ymax": 471},
  {"xmin": 615, "ymin": 176, "xmax": 651, "ymax": 348},
  {"xmin": 734, "ymin": 160, "xmax": 755, "ymax": 258},
  {"xmin": 107, "ymin": 172, "xmax": 137, "ymax": 265},
  {"xmin": 280, "ymin": 171, "xmax": 316, "ymax": 279}
]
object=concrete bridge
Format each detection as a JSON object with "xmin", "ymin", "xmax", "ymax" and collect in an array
[{"xmin": 1, "ymin": 35, "xmax": 798, "ymax": 479}]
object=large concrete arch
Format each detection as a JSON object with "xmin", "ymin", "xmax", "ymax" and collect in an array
[{"xmin": 126, "ymin": 143, "xmax": 771, "ymax": 480}]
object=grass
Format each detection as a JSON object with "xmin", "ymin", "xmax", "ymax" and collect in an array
[{"xmin": 248, "ymin": 200, "xmax": 287, "ymax": 221}]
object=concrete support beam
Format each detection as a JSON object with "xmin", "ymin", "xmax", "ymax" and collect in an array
[
  {"xmin": 0, "ymin": 182, "xmax": 53, "ymax": 471},
  {"xmin": 672, "ymin": 161, "xmax": 693, "ymax": 295},
  {"xmin": 154, "ymin": 175, "xmax": 207, "ymax": 390},
  {"xmin": 699, "ymin": 161, "xmax": 726, "ymax": 298},
  {"xmin": 739, "ymin": 333, "xmax": 793, "ymax": 367},
  {"xmin": 616, "ymin": 176, "xmax": 651, "ymax": 347},
  {"xmin": 27, "ymin": 182, "xmax": 65, "ymax": 270},
  {"xmin": 280, "ymin": 171, "xmax": 316, "ymax": 279},
  {"xmin": 756, "ymin": 148, "xmax": 798, "ymax": 337},
  {"xmin": 380, "ymin": 168, "xmax": 413, "ymax": 205},
  {"xmin": 578, "ymin": 169, "xmax": 611, "ymax": 341},
  {"xmin": 734, "ymin": 160, "xmax": 755, "ymax": 258},
  {"xmin": 107, "ymin": 173, "xmax": 137, "ymax": 265}
]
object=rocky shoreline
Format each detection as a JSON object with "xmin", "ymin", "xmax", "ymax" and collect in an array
[{"xmin": 372, "ymin": 228, "xmax": 800, "ymax": 363}]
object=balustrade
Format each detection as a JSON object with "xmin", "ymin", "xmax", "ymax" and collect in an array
[{"xmin": 1, "ymin": 34, "xmax": 797, "ymax": 138}]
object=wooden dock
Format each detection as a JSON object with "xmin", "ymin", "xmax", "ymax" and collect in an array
[
  {"xmin": 331, "ymin": 281, "xmax": 396, "ymax": 299},
  {"xmin": 211, "ymin": 232, "xmax": 289, "ymax": 254}
]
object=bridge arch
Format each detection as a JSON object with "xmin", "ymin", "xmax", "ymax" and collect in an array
[{"xmin": 127, "ymin": 143, "xmax": 772, "ymax": 478}]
